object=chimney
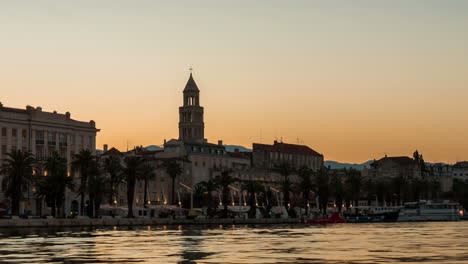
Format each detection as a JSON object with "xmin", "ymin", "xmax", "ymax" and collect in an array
[
  {"xmin": 218, "ymin": 140, "xmax": 223, "ymax": 146},
  {"xmin": 274, "ymin": 140, "xmax": 278, "ymax": 144},
  {"xmin": 164, "ymin": 139, "xmax": 167, "ymax": 144},
  {"xmin": 103, "ymin": 144, "xmax": 108, "ymax": 152}
]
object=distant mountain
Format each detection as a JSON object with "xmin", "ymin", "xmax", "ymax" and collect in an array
[
  {"xmin": 324, "ymin": 160, "xmax": 373, "ymax": 170},
  {"xmin": 145, "ymin": 145, "xmax": 163, "ymax": 151},
  {"xmin": 224, "ymin": 145, "xmax": 252, "ymax": 152}
]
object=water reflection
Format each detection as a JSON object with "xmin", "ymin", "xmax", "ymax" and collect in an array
[{"xmin": 1, "ymin": 222, "xmax": 468, "ymax": 263}]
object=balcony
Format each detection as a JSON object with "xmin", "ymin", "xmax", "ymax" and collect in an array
[{"xmin": 35, "ymin": 139, "xmax": 44, "ymax": 145}]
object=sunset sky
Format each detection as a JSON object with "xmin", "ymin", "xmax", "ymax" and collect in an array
[{"xmin": 1, "ymin": 1, "xmax": 467, "ymax": 163}]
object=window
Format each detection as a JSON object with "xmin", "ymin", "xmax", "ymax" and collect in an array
[
  {"xmin": 195, "ymin": 161, "xmax": 198, "ymax": 167},
  {"xmin": 22, "ymin": 129, "xmax": 27, "ymax": 138},
  {"xmin": 1, "ymin": 145, "xmax": 6, "ymax": 154},
  {"xmin": 1, "ymin": 128, "xmax": 6, "ymax": 137},
  {"xmin": 202, "ymin": 161, "xmax": 206, "ymax": 167},
  {"xmin": 12, "ymin": 128, "xmax": 17, "ymax": 137}
]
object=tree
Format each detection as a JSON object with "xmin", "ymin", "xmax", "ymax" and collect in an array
[
  {"xmin": 121, "ymin": 156, "xmax": 146, "ymax": 218},
  {"xmin": 214, "ymin": 169, "xmax": 237, "ymax": 218},
  {"xmin": 297, "ymin": 166, "xmax": 313, "ymax": 209},
  {"xmin": 275, "ymin": 163, "xmax": 294, "ymax": 213},
  {"xmin": 315, "ymin": 167, "xmax": 330, "ymax": 215},
  {"xmin": 164, "ymin": 160, "xmax": 183, "ymax": 205},
  {"xmin": 72, "ymin": 149, "xmax": 95, "ymax": 216},
  {"xmin": 195, "ymin": 179, "xmax": 217, "ymax": 216},
  {"xmin": 87, "ymin": 161, "xmax": 108, "ymax": 218},
  {"xmin": 41, "ymin": 152, "xmax": 74, "ymax": 217},
  {"xmin": 103, "ymin": 155, "xmax": 122, "ymax": 205},
  {"xmin": 1, "ymin": 150, "xmax": 34, "ymax": 216},
  {"xmin": 330, "ymin": 172, "xmax": 345, "ymax": 212},
  {"xmin": 344, "ymin": 168, "xmax": 362, "ymax": 206},
  {"xmin": 141, "ymin": 162, "xmax": 156, "ymax": 208},
  {"xmin": 242, "ymin": 180, "xmax": 264, "ymax": 218}
]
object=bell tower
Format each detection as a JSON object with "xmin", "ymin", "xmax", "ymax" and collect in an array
[{"xmin": 178, "ymin": 72, "xmax": 205, "ymax": 142}]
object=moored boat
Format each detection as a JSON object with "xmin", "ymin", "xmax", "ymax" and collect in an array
[
  {"xmin": 303, "ymin": 212, "xmax": 345, "ymax": 224},
  {"xmin": 397, "ymin": 200, "xmax": 461, "ymax": 222}
]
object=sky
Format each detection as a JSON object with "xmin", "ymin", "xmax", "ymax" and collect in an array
[{"xmin": 1, "ymin": 1, "xmax": 467, "ymax": 163}]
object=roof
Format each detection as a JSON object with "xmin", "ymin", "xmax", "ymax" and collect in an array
[
  {"xmin": 372, "ymin": 156, "xmax": 417, "ymax": 167},
  {"xmin": 102, "ymin": 147, "xmax": 122, "ymax": 156},
  {"xmin": 253, "ymin": 142, "xmax": 323, "ymax": 157},
  {"xmin": 183, "ymin": 73, "xmax": 199, "ymax": 92}
]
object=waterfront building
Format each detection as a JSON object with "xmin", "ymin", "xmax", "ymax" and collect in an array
[
  {"xmin": 366, "ymin": 156, "xmax": 421, "ymax": 179},
  {"xmin": 252, "ymin": 141, "xmax": 324, "ymax": 171},
  {"xmin": 452, "ymin": 161, "xmax": 468, "ymax": 181},
  {"xmin": 0, "ymin": 103, "xmax": 99, "ymax": 215}
]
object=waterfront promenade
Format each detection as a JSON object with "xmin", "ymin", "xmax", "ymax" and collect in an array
[{"xmin": 0, "ymin": 217, "xmax": 300, "ymax": 228}]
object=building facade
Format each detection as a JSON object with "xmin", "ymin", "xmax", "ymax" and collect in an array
[
  {"xmin": 252, "ymin": 141, "xmax": 324, "ymax": 171},
  {"xmin": 0, "ymin": 103, "xmax": 99, "ymax": 215},
  {"xmin": 0, "ymin": 104, "xmax": 99, "ymax": 162},
  {"xmin": 366, "ymin": 156, "xmax": 421, "ymax": 179}
]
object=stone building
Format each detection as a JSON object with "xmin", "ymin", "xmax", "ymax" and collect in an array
[
  {"xmin": 366, "ymin": 156, "xmax": 421, "ymax": 179},
  {"xmin": 0, "ymin": 103, "xmax": 99, "ymax": 215},
  {"xmin": 252, "ymin": 141, "xmax": 324, "ymax": 171}
]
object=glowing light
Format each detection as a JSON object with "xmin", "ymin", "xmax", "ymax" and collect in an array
[
  {"xmin": 287, "ymin": 203, "xmax": 291, "ymax": 207},
  {"xmin": 219, "ymin": 202, "xmax": 223, "ymax": 206},
  {"xmin": 243, "ymin": 202, "xmax": 247, "ymax": 206},
  {"xmin": 460, "ymin": 210, "xmax": 464, "ymax": 216},
  {"xmin": 163, "ymin": 200, "xmax": 167, "ymax": 205},
  {"xmin": 113, "ymin": 200, "xmax": 117, "ymax": 204},
  {"xmin": 255, "ymin": 202, "xmax": 259, "ymax": 206},
  {"xmin": 333, "ymin": 204, "xmax": 336, "ymax": 207},
  {"xmin": 307, "ymin": 203, "xmax": 310, "ymax": 207},
  {"xmin": 148, "ymin": 201, "xmax": 151, "ymax": 205},
  {"xmin": 350, "ymin": 204, "xmax": 353, "ymax": 208},
  {"xmin": 44, "ymin": 171, "xmax": 48, "ymax": 176},
  {"xmin": 67, "ymin": 171, "xmax": 71, "ymax": 177},
  {"xmin": 232, "ymin": 202, "xmax": 235, "ymax": 206}
]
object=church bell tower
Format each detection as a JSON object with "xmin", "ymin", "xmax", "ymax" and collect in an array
[{"xmin": 178, "ymin": 72, "xmax": 205, "ymax": 142}]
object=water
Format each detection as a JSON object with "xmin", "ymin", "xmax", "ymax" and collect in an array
[{"xmin": 1, "ymin": 222, "xmax": 468, "ymax": 263}]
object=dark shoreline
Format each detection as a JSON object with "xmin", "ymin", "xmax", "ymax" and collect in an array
[{"xmin": 0, "ymin": 217, "xmax": 301, "ymax": 228}]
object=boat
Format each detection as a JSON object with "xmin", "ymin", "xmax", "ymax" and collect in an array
[
  {"xmin": 397, "ymin": 200, "xmax": 461, "ymax": 222},
  {"xmin": 345, "ymin": 211, "xmax": 399, "ymax": 223},
  {"xmin": 303, "ymin": 212, "xmax": 345, "ymax": 224}
]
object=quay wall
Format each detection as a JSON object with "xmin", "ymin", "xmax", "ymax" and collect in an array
[{"xmin": 0, "ymin": 218, "xmax": 300, "ymax": 228}]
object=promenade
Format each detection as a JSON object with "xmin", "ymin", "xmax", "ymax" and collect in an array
[{"xmin": 0, "ymin": 217, "xmax": 300, "ymax": 228}]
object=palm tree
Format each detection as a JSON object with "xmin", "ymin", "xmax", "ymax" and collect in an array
[
  {"xmin": 164, "ymin": 160, "xmax": 182, "ymax": 205},
  {"xmin": 297, "ymin": 166, "xmax": 313, "ymax": 209},
  {"xmin": 121, "ymin": 156, "xmax": 146, "ymax": 218},
  {"xmin": 42, "ymin": 151, "xmax": 74, "ymax": 217},
  {"xmin": 330, "ymin": 172, "xmax": 345, "ymax": 212},
  {"xmin": 87, "ymin": 167, "xmax": 108, "ymax": 218},
  {"xmin": 1, "ymin": 150, "xmax": 34, "ymax": 216},
  {"xmin": 103, "ymin": 155, "xmax": 122, "ymax": 205},
  {"xmin": 315, "ymin": 167, "xmax": 330, "ymax": 215},
  {"xmin": 195, "ymin": 179, "xmax": 217, "ymax": 216},
  {"xmin": 241, "ymin": 180, "xmax": 264, "ymax": 218},
  {"xmin": 72, "ymin": 149, "xmax": 95, "ymax": 216},
  {"xmin": 344, "ymin": 168, "xmax": 362, "ymax": 206},
  {"xmin": 275, "ymin": 163, "xmax": 294, "ymax": 213},
  {"xmin": 141, "ymin": 162, "xmax": 156, "ymax": 208},
  {"xmin": 214, "ymin": 170, "xmax": 237, "ymax": 217}
]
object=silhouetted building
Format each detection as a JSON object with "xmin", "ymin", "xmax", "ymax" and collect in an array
[
  {"xmin": 252, "ymin": 140, "xmax": 324, "ymax": 170},
  {"xmin": 179, "ymin": 73, "xmax": 204, "ymax": 142},
  {"xmin": 367, "ymin": 156, "xmax": 421, "ymax": 179}
]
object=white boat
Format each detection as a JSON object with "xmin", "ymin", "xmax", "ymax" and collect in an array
[{"xmin": 398, "ymin": 200, "xmax": 461, "ymax": 222}]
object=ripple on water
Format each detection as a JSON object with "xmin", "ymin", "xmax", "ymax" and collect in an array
[{"xmin": 1, "ymin": 222, "xmax": 468, "ymax": 263}]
